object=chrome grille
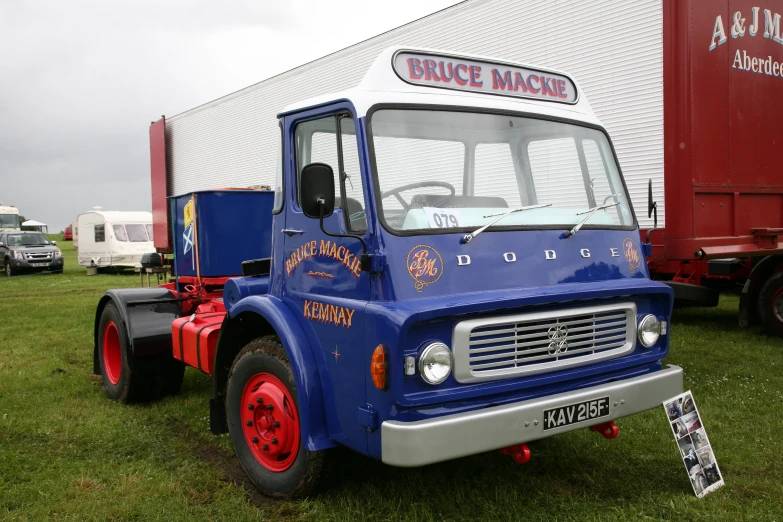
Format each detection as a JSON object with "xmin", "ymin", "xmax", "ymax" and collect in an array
[
  {"xmin": 453, "ymin": 303, "xmax": 636, "ymax": 383},
  {"xmin": 25, "ymin": 252, "xmax": 52, "ymax": 261}
]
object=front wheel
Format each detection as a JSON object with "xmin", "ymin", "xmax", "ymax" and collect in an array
[
  {"xmin": 759, "ymin": 271, "xmax": 783, "ymax": 338},
  {"xmin": 5, "ymin": 260, "xmax": 13, "ymax": 277},
  {"xmin": 226, "ymin": 337, "xmax": 325, "ymax": 498}
]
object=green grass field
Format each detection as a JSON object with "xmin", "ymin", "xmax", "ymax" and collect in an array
[{"xmin": 1, "ymin": 236, "xmax": 781, "ymax": 521}]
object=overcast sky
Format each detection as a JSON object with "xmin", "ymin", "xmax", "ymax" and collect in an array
[{"xmin": 0, "ymin": 0, "xmax": 458, "ymax": 231}]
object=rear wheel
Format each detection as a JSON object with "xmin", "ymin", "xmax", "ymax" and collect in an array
[
  {"xmin": 759, "ymin": 271, "xmax": 783, "ymax": 338},
  {"xmin": 226, "ymin": 337, "xmax": 325, "ymax": 498},
  {"xmin": 97, "ymin": 302, "xmax": 185, "ymax": 402}
]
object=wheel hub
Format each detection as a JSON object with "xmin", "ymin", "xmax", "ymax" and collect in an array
[
  {"xmin": 240, "ymin": 372, "xmax": 300, "ymax": 472},
  {"xmin": 773, "ymin": 287, "xmax": 783, "ymax": 324},
  {"xmin": 102, "ymin": 321, "xmax": 122, "ymax": 385}
]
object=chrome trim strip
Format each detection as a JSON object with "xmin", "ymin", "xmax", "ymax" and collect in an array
[
  {"xmin": 381, "ymin": 365, "xmax": 683, "ymax": 467},
  {"xmin": 453, "ymin": 302, "xmax": 637, "ymax": 383}
]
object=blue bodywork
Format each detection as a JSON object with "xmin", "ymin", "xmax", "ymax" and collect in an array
[
  {"xmin": 216, "ymin": 102, "xmax": 674, "ymax": 460},
  {"xmin": 171, "ymin": 190, "xmax": 274, "ymax": 278}
]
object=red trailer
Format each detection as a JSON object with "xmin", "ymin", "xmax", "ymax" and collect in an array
[{"xmin": 646, "ymin": 0, "xmax": 783, "ymax": 337}]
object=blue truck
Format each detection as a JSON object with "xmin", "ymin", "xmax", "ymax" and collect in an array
[{"xmin": 94, "ymin": 48, "xmax": 683, "ymax": 498}]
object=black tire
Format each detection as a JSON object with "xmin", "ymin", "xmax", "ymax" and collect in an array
[
  {"xmin": 5, "ymin": 259, "xmax": 13, "ymax": 277},
  {"xmin": 97, "ymin": 302, "xmax": 185, "ymax": 402},
  {"xmin": 226, "ymin": 336, "xmax": 325, "ymax": 499},
  {"xmin": 758, "ymin": 271, "xmax": 783, "ymax": 338}
]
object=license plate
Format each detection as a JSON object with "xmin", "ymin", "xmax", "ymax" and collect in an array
[
  {"xmin": 31, "ymin": 262, "xmax": 48, "ymax": 266},
  {"xmin": 543, "ymin": 396, "xmax": 610, "ymax": 431}
]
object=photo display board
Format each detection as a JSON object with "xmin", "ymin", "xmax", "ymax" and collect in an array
[{"xmin": 664, "ymin": 391, "xmax": 724, "ymax": 497}]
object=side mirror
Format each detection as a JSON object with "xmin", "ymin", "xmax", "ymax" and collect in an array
[
  {"xmin": 0, "ymin": 242, "xmax": 4, "ymax": 247},
  {"xmin": 647, "ymin": 179, "xmax": 654, "ymax": 219},
  {"xmin": 645, "ymin": 179, "xmax": 658, "ymax": 243},
  {"xmin": 647, "ymin": 179, "xmax": 657, "ymax": 228},
  {"xmin": 51, "ymin": 240, "xmax": 57, "ymax": 245},
  {"xmin": 300, "ymin": 163, "xmax": 335, "ymax": 219}
]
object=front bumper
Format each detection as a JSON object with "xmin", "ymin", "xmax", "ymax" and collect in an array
[
  {"xmin": 11, "ymin": 257, "xmax": 64, "ymax": 270},
  {"xmin": 381, "ymin": 364, "xmax": 683, "ymax": 467}
]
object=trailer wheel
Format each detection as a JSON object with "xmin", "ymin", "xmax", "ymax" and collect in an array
[
  {"xmin": 98, "ymin": 302, "xmax": 184, "ymax": 402},
  {"xmin": 758, "ymin": 271, "xmax": 783, "ymax": 338},
  {"xmin": 98, "ymin": 303, "xmax": 135, "ymax": 402},
  {"xmin": 226, "ymin": 337, "xmax": 325, "ymax": 499}
]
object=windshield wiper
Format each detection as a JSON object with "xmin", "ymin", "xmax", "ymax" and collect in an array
[
  {"xmin": 461, "ymin": 203, "xmax": 552, "ymax": 244},
  {"xmin": 563, "ymin": 200, "xmax": 620, "ymax": 238}
]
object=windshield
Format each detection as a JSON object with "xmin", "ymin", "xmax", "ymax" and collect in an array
[
  {"xmin": 6, "ymin": 233, "xmax": 50, "ymax": 247},
  {"xmin": 369, "ymin": 109, "xmax": 634, "ymax": 233},
  {"xmin": 0, "ymin": 214, "xmax": 20, "ymax": 228}
]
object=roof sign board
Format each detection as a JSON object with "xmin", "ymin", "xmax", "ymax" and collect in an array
[{"xmin": 392, "ymin": 50, "xmax": 578, "ymax": 104}]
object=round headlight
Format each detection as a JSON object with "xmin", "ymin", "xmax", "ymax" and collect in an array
[
  {"xmin": 418, "ymin": 342, "xmax": 452, "ymax": 385},
  {"xmin": 638, "ymin": 314, "xmax": 661, "ymax": 348}
]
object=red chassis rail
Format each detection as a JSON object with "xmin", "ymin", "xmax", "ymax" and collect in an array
[
  {"xmin": 159, "ymin": 275, "xmax": 230, "ymax": 375},
  {"xmin": 643, "ymin": 228, "xmax": 782, "ymax": 284}
]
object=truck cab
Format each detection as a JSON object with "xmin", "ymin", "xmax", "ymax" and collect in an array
[{"xmin": 94, "ymin": 48, "xmax": 682, "ymax": 498}]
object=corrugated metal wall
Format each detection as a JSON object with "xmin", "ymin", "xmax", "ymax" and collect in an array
[{"xmin": 166, "ymin": 0, "xmax": 664, "ymax": 226}]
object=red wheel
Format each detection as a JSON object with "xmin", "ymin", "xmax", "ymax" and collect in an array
[
  {"xmin": 226, "ymin": 337, "xmax": 325, "ymax": 498},
  {"xmin": 102, "ymin": 321, "xmax": 122, "ymax": 385},
  {"xmin": 97, "ymin": 301, "xmax": 185, "ymax": 403},
  {"xmin": 240, "ymin": 372, "xmax": 300, "ymax": 472}
]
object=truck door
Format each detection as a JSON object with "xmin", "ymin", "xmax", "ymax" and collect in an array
[{"xmin": 282, "ymin": 108, "xmax": 372, "ymax": 453}]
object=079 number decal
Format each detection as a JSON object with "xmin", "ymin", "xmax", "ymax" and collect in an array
[
  {"xmin": 423, "ymin": 207, "xmax": 461, "ymax": 229},
  {"xmin": 432, "ymin": 213, "xmax": 459, "ymax": 228}
]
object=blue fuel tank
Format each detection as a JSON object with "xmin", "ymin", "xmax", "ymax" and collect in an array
[{"xmin": 170, "ymin": 190, "xmax": 274, "ymax": 278}]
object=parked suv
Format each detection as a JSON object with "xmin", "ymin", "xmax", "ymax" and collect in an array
[{"xmin": 0, "ymin": 232, "xmax": 64, "ymax": 276}]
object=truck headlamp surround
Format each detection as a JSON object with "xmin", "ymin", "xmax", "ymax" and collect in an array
[
  {"xmin": 418, "ymin": 342, "xmax": 452, "ymax": 385},
  {"xmin": 12, "ymin": 250, "xmax": 23, "ymax": 260},
  {"xmin": 54, "ymin": 249, "xmax": 62, "ymax": 258},
  {"xmin": 638, "ymin": 314, "xmax": 661, "ymax": 348}
]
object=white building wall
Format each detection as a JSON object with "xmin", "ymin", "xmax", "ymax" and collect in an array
[{"xmin": 166, "ymin": 0, "xmax": 664, "ymax": 227}]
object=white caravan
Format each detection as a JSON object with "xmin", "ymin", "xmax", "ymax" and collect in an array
[
  {"xmin": 0, "ymin": 205, "xmax": 21, "ymax": 232},
  {"xmin": 77, "ymin": 211, "xmax": 154, "ymax": 268}
]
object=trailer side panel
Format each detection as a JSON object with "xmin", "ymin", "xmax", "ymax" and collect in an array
[{"xmin": 661, "ymin": 0, "xmax": 783, "ymax": 261}]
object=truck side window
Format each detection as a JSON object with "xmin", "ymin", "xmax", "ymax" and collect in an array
[
  {"xmin": 308, "ymin": 129, "xmax": 339, "ymax": 195},
  {"xmin": 473, "ymin": 143, "xmax": 520, "ymax": 207},
  {"xmin": 95, "ymin": 224, "xmax": 105, "ymax": 242},
  {"xmin": 295, "ymin": 114, "xmax": 367, "ymax": 232},
  {"xmin": 338, "ymin": 117, "xmax": 367, "ymax": 232}
]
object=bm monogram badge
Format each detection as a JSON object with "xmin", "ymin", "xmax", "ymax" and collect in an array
[
  {"xmin": 406, "ymin": 244, "xmax": 443, "ymax": 292},
  {"xmin": 623, "ymin": 238, "xmax": 642, "ymax": 273}
]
